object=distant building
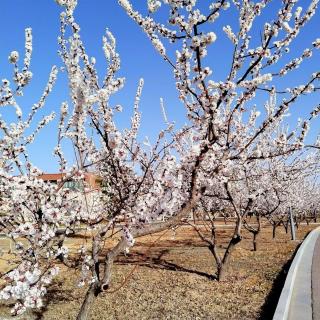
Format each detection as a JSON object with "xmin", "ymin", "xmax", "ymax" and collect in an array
[{"xmin": 38, "ymin": 172, "xmax": 103, "ymax": 191}]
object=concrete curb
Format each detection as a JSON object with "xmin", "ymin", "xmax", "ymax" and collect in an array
[
  {"xmin": 273, "ymin": 227, "xmax": 320, "ymax": 320},
  {"xmin": 312, "ymin": 235, "xmax": 320, "ymax": 320}
]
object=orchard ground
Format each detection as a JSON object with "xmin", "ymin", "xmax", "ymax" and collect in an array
[{"xmin": 0, "ymin": 223, "xmax": 317, "ymax": 320}]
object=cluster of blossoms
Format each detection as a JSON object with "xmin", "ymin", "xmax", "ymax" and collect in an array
[
  {"xmin": 313, "ymin": 38, "xmax": 320, "ymax": 48},
  {"xmin": 147, "ymin": 0, "xmax": 161, "ymax": 13},
  {"xmin": 239, "ymin": 73, "xmax": 273, "ymax": 88},
  {"xmin": 0, "ymin": 10, "xmax": 95, "ymax": 313},
  {"xmin": 0, "ymin": 168, "xmax": 88, "ymax": 313},
  {"xmin": 191, "ymin": 31, "xmax": 217, "ymax": 48},
  {"xmin": 223, "ymin": 25, "xmax": 237, "ymax": 44},
  {"xmin": 0, "ymin": 263, "xmax": 59, "ymax": 314}
]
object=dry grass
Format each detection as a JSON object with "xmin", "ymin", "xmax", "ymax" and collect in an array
[{"xmin": 0, "ymin": 223, "xmax": 317, "ymax": 320}]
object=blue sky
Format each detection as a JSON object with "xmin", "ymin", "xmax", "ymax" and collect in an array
[{"xmin": 1, "ymin": 0, "xmax": 320, "ymax": 172}]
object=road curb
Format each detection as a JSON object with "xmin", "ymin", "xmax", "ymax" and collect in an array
[
  {"xmin": 273, "ymin": 227, "xmax": 320, "ymax": 320},
  {"xmin": 312, "ymin": 235, "xmax": 320, "ymax": 320}
]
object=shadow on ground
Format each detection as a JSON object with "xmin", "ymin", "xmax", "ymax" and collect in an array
[
  {"xmin": 116, "ymin": 248, "xmax": 217, "ymax": 280},
  {"xmin": 28, "ymin": 279, "xmax": 77, "ymax": 320}
]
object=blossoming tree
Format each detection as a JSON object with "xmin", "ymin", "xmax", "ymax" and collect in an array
[
  {"xmin": 0, "ymin": 0, "xmax": 320, "ymax": 319},
  {"xmin": 119, "ymin": 0, "xmax": 320, "ymax": 279}
]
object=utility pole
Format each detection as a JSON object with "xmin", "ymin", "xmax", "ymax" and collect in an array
[{"xmin": 289, "ymin": 207, "xmax": 296, "ymax": 241}]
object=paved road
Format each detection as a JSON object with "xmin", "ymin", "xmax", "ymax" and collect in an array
[{"xmin": 312, "ymin": 235, "xmax": 320, "ymax": 320}]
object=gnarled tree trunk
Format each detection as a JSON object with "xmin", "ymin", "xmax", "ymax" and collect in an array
[
  {"xmin": 214, "ymin": 216, "xmax": 242, "ymax": 281},
  {"xmin": 217, "ymin": 233, "xmax": 242, "ymax": 281},
  {"xmin": 76, "ymin": 190, "xmax": 203, "ymax": 320},
  {"xmin": 77, "ymin": 282, "xmax": 101, "ymax": 320}
]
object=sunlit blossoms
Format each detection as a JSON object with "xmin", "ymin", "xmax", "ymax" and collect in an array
[
  {"xmin": 8, "ymin": 51, "xmax": 19, "ymax": 64},
  {"xmin": 119, "ymin": 0, "xmax": 320, "ymax": 282},
  {"xmin": 0, "ymin": 0, "xmax": 320, "ymax": 319}
]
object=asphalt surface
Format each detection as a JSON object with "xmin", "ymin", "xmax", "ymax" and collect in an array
[{"xmin": 312, "ymin": 235, "xmax": 320, "ymax": 320}]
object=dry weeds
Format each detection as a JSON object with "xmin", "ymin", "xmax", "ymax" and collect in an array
[{"xmin": 0, "ymin": 223, "xmax": 317, "ymax": 320}]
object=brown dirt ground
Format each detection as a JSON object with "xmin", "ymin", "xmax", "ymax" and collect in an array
[{"xmin": 0, "ymin": 223, "xmax": 317, "ymax": 320}]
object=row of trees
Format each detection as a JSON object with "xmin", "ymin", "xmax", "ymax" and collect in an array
[
  {"xmin": 1, "ymin": 0, "xmax": 320, "ymax": 319},
  {"xmin": 189, "ymin": 152, "xmax": 320, "ymax": 279}
]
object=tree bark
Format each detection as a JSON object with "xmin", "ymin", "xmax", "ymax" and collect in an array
[
  {"xmin": 215, "ymin": 215, "xmax": 242, "ymax": 281},
  {"xmin": 253, "ymin": 231, "xmax": 258, "ymax": 251},
  {"xmin": 283, "ymin": 221, "xmax": 288, "ymax": 234},
  {"xmin": 272, "ymin": 224, "xmax": 276, "ymax": 239},
  {"xmin": 217, "ymin": 234, "xmax": 242, "ymax": 281},
  {"xmin": 76, "ymin": 282, "xmax": 101, "ymax": 320},
  {"xmin": 295, "ymin": 217, "xmax": 299, "ymax": 229},
  {"xmin": 217, "ymin": 263, "xmax": 226, "ymax": 281},
  {"xmin": 208, "ymin": 243, "xmax": 221, "ymax": 280}
]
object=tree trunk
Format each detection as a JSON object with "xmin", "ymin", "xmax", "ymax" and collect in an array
[
  {"xmin": 217, "ymin": 234, "xmax": 242, "ymax": 281},
  {"xmin": 77, "ymin": 282, "xmax": 101, "ymax": 320},
  {"xmin": 75, "ymin": 181, "xmax": 205, "ymax": 319},
  {"xmin": 208, "ymin": 243, "xmax": 221, "ymax": 280},
  {"xmin": 272, "ymin": 224, "xmax": 276, "ymax": 239},
  {"xmin": 252, "ymin": 216, "xmax": 260, "ymax": 251},
  {"xmin": 217, "ymin": 263, "xmax": 226, "ymax": 281},
  {"xmin": 77, "ymin": 237, "xmax": 125, "ymax": 320},
  {"xmin": 216, "ymin": 214, "xmax": 243, "ymax": 281},
  {"xmin": 253, "ymin": 231, "xmax": 258, "ymax": 251},
  {"xmin": 283, "ymin": 221, "xmax": 288, "ymax": 234}
]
